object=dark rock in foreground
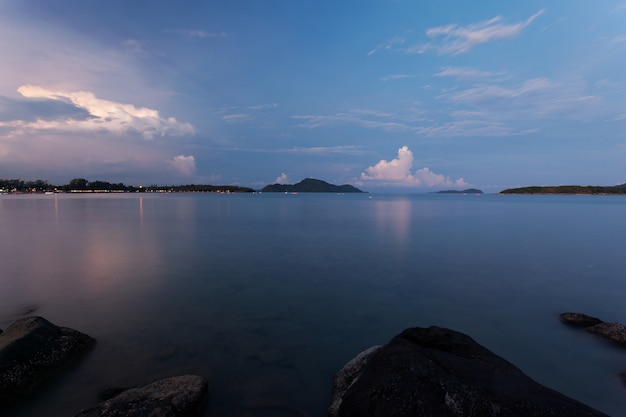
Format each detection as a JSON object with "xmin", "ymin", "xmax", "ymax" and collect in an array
[
  {"xmin": 329, "ymin": 345, "xmax": 381, "ymax": 416},
  {"xmin": 75, "ymin": 375, "xmax": 208, "ymax": 417},
  {"xmin": 330, "ymin": 326, "xmax": 607, "ymax": 417},
  {"xmin": 0, "ymin": 316, "xmax": 96, "ymax": 408}
]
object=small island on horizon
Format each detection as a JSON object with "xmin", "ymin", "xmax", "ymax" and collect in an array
[
  {"xmin": 261, "ymin": 178, "xmax": 364, "ymax": 193},
  {"xmin": 434, "ymin": 188, "xmax": 483, "ymax": 194}
]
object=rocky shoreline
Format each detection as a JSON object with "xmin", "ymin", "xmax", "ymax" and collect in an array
[{"xmin": 1, "ymin": 314, "xmax": 623, "ymax": 416}]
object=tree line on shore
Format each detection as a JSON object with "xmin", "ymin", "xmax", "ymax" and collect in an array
[{"xmin": 0, "ymin": 178, "xmax": 255, "ymax": 194}]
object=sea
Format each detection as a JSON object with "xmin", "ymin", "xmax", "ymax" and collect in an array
[{"xmin": 0, "ymin": 192, "xmax": 625, "ymax": 416}]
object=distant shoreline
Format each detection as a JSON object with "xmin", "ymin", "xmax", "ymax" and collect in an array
[{"xmin": 500, "ymin": 185, "xmax": 626, "ymax": 195}]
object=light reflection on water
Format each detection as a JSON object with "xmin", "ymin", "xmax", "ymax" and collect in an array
[{"xmin": 1, "ymin": 193, "xmax": 625, "ymax": 416}]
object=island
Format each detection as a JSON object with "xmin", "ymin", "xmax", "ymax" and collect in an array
[
  {"xmin": 500, "ymin": 184, "xmax": 626, "ymax": 195},
  {"xmin": 435, "ymin": 188, "xmax": 483, "ymax": 194},
  {"xmin": 261, "ymin": 178, "xmax": 364, "ymax": 193}
]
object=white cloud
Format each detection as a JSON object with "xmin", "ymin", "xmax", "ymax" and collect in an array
[
  {"xmin": 415, "ymin": 9, "xmax": 545, "ymax": 55},
  {"xmin": 361, "ymin": 146, "xmax": 468, "ymax": 188},
  {"xmin": 275, "ymin": 172, "xmax": 289, "ymax": 184},
  {"xmin": 168, "ymin": 155, "xmax": 196, "ymax": 176},
  {"xmin": 9, "ymin": 85, "xmax": 194, "ymax": 140}
]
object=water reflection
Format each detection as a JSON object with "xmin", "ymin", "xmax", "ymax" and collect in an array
[{"xmin": 373, "ymin": 198, "xmax": 411, "ymax": 246}]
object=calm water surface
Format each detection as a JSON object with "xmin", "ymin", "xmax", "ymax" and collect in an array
[{"xmin": 1, "ymin": 193, "xmax": 625, "ymax": 416}]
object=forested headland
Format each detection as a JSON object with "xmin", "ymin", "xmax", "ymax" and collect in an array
[
  {"xmin": 500, "ymin": 184, "xmax": 626, "ymax": 194},
  {"xmin": 0, "ymin": 178, "xmax": 254, "ymax": 194}
]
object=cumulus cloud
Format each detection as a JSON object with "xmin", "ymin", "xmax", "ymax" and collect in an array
[
  {"xmin": 361, "ymin": 146, "xmax": 468, "ymax": 188},
  {"xmin": 3, "ymin": 85, "xmax": 194, "ymax": 140},
  {"xmin": 0, "ymin": 86, "xmax": 197, "ymax": 182},
  {"xmin": 275, "ymin": 172, "xmax": 289, "ymax": 184},
  {"xmin": 168, "ymin": 155, "xmax": 196, "ymax": 176}
]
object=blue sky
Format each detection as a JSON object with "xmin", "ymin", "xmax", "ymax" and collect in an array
[{"xmin": 1, "ymin": 1, "xmax": 626, "ymax": 192}]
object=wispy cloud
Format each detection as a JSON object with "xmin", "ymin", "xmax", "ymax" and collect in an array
[
  {"xmin": 434, "ymin": 66, "xmax": 497, "ymax": 80},
  {"xmin": 223, "ymin": 145, "xmax": 365, "ymax": 156},
  {"xmin": 381, "ymin": 74, "xmax": 418, "ymax": 81},
  {"xmin": 444, "ymin": 78, "xmax": 554, "ymax": 104},
  {"xmin": 421, "ymin": 9, "xmax": 544, "ymax": 55},
  {"xmin": 367, "ymin": 36, "xmax": 405, "ymax": 56},
  {"xmin": 361, "ymin": 146, "xmax": 468, "ymax": 188},
  {"xmin": 293, "ymin": 109, "xmax": 411, "ymax": 131},
  {"xmin": 415, "ymin": 119, "xmax": 519, "ymax": 138},
  {"xmin": 249, "ymin": 102, "xmax": 278, "ymax": 110},
  {"xmin": 222, "ymin": 113, "xmax": 252, "ymax": 123},
  {"xmin": 611, "ymin": 35, "xmax": 626, "ymax": 44},
  {"xmin": 166, "ymin": 29, "xmax": 226, "ymax": 39}
]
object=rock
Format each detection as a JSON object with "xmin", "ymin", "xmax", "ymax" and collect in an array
[
  {"xmin": 0, "ymin": 316, "xmax": 96, "ymax": 408},
  {"xmin": 559, "ymin": 312, "xmax": 603, "ymax": 328},
  {"xmin": 328, "ymin": 345, "xmax": 381, "ymax": 417},
  {"xmin": 559, "ymin": 312, "xmax": 626, "ymax": 346},
  {"xmin": 330, "ymin": 326, "xmax": 608, "ymax": 417},
  {"xmin": 586, "ymin": 322, "xmax": 626, "ymax": 346},
  {"xmin": 75, "ymin": 375, "xmax": 208, "ymax": 417}
]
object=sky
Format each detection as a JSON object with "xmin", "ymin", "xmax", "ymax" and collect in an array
[{"xmin": 1, "ymin": 1, "xmax": 626, "ymax": 192}]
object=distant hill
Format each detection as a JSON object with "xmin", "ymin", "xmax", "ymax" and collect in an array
[
  {"xmin": 500, "ymin": 184, "xmax": 626, "ymax": 194},
  {"xmin": 435, "ymin": 188, "xmax": 483, "ymax": 194},
  {"xmin": 261, "ymin": 178, "xmax": 364, "ymax": 193}
]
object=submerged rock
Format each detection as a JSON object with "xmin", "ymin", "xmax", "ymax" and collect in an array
[
  {"xmin": 586, "ymin": 322, "xmax": 626, "ymax": 346},
  {"xmin": 330, "ymin": 326, "xmax": 607, "ymax": 417},
  {"xmin": 75, "ymin": 375, "xmax": 208, "ymax": 417},
  {"xmin": 560, "ymin": 312, "xmax": 626, "ymax": 346},
  {"xmin": 559, "ymin": 312, "xmax": 603, "ymax": 328},
  {"xmin": 0, "ymin": 316, "xmax": 96, "ymax": 408}
]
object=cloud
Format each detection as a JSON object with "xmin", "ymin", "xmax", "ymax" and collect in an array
[
  {"xmin": 367, "ymin": 36, "xmax": 406, "ymax": 56},
  {"xmin": 5, "ymin": 85, "xmax": 194, "ymax": 140},
  {"xmin": 361, "ymin": 146, "xmax": 468, "ymax": 188},
  {"xmin": 166, "ymin": 29, "xmax": 226, "ymax": 39},
  {"xmin": 444, "ymin": 78, "xmax": 554, "ymax": 104},
  {"xmin": 414, "ymin": 9, "xmax": 545, "ymax": 55},
  {"xmin": 293, "ymin": 110, "xmax": 411, "ymax": 131},
  {"xmin": 249, "ymin": 102, "xmax": 278, "ymax": 110},
  {"xmin": 0, "ymin": 95, "xmax": 89, "ymax": 122},
  {"xmin": 0, "ymin": 86, "xmax": 197, "ymax": 183},
  {"xmin": 381, "ymin": 74, "xmax": 418, "ymax": 81},
  {"xmin": 274, "ymin": 172, "xmax": 289, "ymax": 184},
  {"xmin": 222, "ymin": 113, "xmax": 252, "ymax": 123},
  {"xmin": 168, "ymin": 155, "xmax": 196, "ymax": 176},
  {"xmin": 434, "ymin": 66, "xmax": 496, "ymax": 80},
  {"xmin": 414, "ymin": 119, "xmax": 518, "ymax": 137}
]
